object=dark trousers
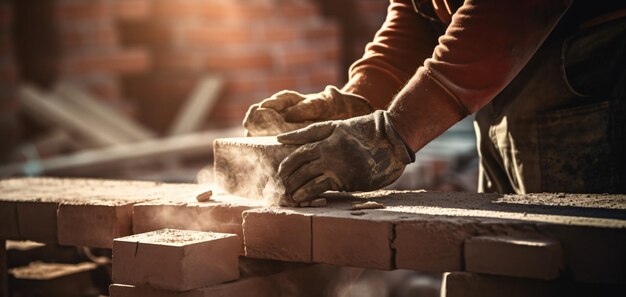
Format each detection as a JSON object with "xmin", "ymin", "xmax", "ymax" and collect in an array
[{"xmin": 475, "ymin": 18, "xmax": 626, "ymax": 194}]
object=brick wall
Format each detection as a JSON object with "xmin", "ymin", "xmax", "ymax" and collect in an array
[
  {"xmin": 120, "ymin": 0, "xmax": 342, "ymax": 132},
  {"xmin": 5, "ymin": 0, "xmax": 389, "ymax": 137},
  {"xmin": 56, "ymin": 0, "xmax": 151, "ymax": 108}
]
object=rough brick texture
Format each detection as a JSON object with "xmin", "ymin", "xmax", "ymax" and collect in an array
[
  {"xmin": 464, "ymin": 236, "xmax": 563, "ymax": 280},
  {"xmin": 243, "ymin": 209, "xmax": 313, "ymax": 263},
  {"xmin": 112, "ymin": 229, "xmax": 240, "ymax": 291},
  {"xmin": 242, "ymin": 190, "xmax": 626, "ymax": 283},
  {"xmin": 213, "ymin": 137, "xmax": 298, "ymax": 200},
  {"xmin": 0, "ymin": 178, "xmax": 210, "ymax": 247},
  {"xmin": 119, "ymin": 0, "xmax": 341, "ymax": 131}
]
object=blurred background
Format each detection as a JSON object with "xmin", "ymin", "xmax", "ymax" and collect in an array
[
  {"xmin": 0, "ymin": 1, "xmax": 478, "ymax": 296},
  {"xmin": 0, "ymin": 0, "xmax": 477, "ymax": 190}
]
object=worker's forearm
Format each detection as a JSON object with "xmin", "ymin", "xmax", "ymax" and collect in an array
[
  {"xmin": 344, "ymin": 0, "xmax": 438, "ymax": 109},
  {"xmin": 388, "ymin": 67, "xmax": 466, "ymax": 152}
]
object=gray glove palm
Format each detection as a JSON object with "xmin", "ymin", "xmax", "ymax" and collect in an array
[
  {"xmin": 276, "ymin": 110, "xmax": 413, "ymax": 204},
  {"xmin": 243, "ymin": 86, "xmax": 374, "ymax": 136}
]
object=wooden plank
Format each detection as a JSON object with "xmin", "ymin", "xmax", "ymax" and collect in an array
[
  {"xmin": 167, "ymin": 76, "xmax": 223, "ymax": 136},
  {"xmin": 55, "ymin": 83, "xmax": 155, "ymax": 142},
  {"xmin": 0, "ymin": 127, "xmax": 242, "ymax": 177},
  {"xmin": 19, "ymin": 85, "xmax": 132, "ymax": 147}
]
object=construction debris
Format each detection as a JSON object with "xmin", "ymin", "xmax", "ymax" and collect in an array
[
  {"xmin": 196, "ymin": 190, "xmax": 213, "ymax": 202},
  {"xmin": 351, "ymin": 201, "xmax": 385, "ymax": 210}
]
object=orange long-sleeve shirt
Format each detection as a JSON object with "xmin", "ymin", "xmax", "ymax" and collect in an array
[{"xmin": 343, "ymin": 0, "xmax": 575, "ymax": 151}]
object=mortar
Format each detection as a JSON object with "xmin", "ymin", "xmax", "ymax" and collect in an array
[{"xmin": 213, "ymin": 137, "xmax": 299, "ymax": 201}]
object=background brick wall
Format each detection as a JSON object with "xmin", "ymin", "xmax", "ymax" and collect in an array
[{"xmin": 2, "ymin": 0, "xmax": 390, "ymax": 136}]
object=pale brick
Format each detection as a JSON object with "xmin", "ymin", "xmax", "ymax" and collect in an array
[
  {"xmin": 213, "ymin": 137, "xmax": 298, "ymax": 199},
  {"xmin": 0, "ymin": 178, "xmax": 208, "ymax": 246},
  {"xmin": 313, "ymin": 213, "xmax": 394, "ymax": 269},
  {"xmin": 394, "ymin": 218, "xmax": 469, "ymax": 272},
  {"xmin": 465, "ymin": 236, "xmax": 563, "ymax": 280},
  {"xmin": 57, "ymin": 202, "xmax": 134, "ymax": 248},
  {"xmin": 242, "ymin": 208, "xmax": 313, "ymax": 262},
  {"xmin": 112, "ymin": 229, "xmax": 240, "ymax": 291},
  {"xmin": 441, "ymin": 272, "xmax": 558, "ymax": 297},
  {"xmin": 132, "ymin": 195, "xmax": 262, "ymax": 253}
]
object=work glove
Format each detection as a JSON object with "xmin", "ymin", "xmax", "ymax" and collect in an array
[
  {"xmin": 243, "ymin": 86, "xmax": 374, "ymax": 136},
  {"xmin": 276, "ymin": 110, "xmax": 414, "ymax": 204}
]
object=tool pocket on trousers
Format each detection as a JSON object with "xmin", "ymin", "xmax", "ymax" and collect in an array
[{"xmin": 538, "ymin": 101, "xmax": 617, "ymax": 193}]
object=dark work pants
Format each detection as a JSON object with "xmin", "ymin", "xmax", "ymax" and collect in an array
[{"xmin": 475, "ymin": 18, "xmax": 626, "ymax": 194}]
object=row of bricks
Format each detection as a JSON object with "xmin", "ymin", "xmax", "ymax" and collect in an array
[
  {"xmin": 241, "ymin": 197, "xmax": 626, "ymax": 285},
  {"xmin": 2, "ymin": 177, "xmax": 624, "ymax": 285},
  {"xmin": 211, "ymin": 137, "xmax": 626, "ymax": 283}
]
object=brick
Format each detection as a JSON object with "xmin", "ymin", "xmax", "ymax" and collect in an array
[
  {"xmin": 465, "ymin": 236, "xmax": 563, "ymax": 280},
  {"xmin": 261, "ymin": 25, "xmax": 300, "ymax": 42},
  {"xmin": 213, "ymin": 137, "xmax": 299, "ymax": 199},
  {"xmin": 265, "ymin": 72, "xmax": 300, "ymax": 93},
  {"xmin": 112, "ymin": 229, "xmax": 240, "ymax": 291},
  {"xmin": 9, "ymin": 262, "xmax": 97, "ymax": 297},
  {"xmin": 394, "ymin": 218, "xmax": 470, "ymax": 272},
  {"xmin": 279, "ymin": 46, "xmax": 321, "ymax": 69},
  {"xmin": 206, "ymin": 51, "xmax": 272, "ymax": 71},
  {"xmin": 61, "ymin": 48, "xmax": 150, "ymax": 75},
  {"xmin": 132, "ymin": 195, "xmax": 262, "ymax": 253},
  {"xmin": 57, "ymin": 202, "xmax": 134, "ymax": 248},
  {"xmin": 441, "ymin": 272, "xmax": 558, "ymax": 297},
  {"xmin": 313, "ymin": 212, "xmax": 394, "ymax": 269},
  {"xmin": 55, "ymin": 2, "xmax": 110, "ymax": 22},
  {"xmin": 0, "ymin": 178, "xmax": 205, "ymax": 246},
  {"xmin": 242, "ymin": 208, "xmax": 313, "ymax": 263},
  {"xmin": 183, "ymin": 25, "xmax": 253, "ymax": 47},
  {"xmin": 153, "ymin": 50, "xmax": 204, "ymax": 72},
  {"xmin": 113, "ymin": 0, "xmax": 151, "ymax": 21},
  {"xmin": 59, "ymin": 25, "xmax": 118, "ymax": 49}
]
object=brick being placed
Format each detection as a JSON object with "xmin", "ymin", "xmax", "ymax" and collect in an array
[
  {"xmin": 112, "ymin": 229, "xmax": 240, "ymax": 291},
  {"xmin": 464, "ymin": 235, "xmax": 563, "ymax": 280},
  {"xmin": 213, "ymin": 137, "xmax": 298, "ymax": 201}
]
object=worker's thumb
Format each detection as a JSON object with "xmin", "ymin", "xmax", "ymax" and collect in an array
[{"xmin": 277, "ymin": 122, "xmax": 336, "ymax": 145}]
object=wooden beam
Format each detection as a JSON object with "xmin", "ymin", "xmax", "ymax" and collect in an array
[
  {"xmin": 0, "ymin": 128, "xmax": 242, "ymax": 177},
  {"xmin": 54, "ymin": 83, "xmax": 155, "ymax": 142},
  {"xmin": 19, "ymin": 85, "xmax": 126, "ymax": 147},
  {"xmin": 167, "ymin": 75, "xmax": 223, "ymax": 136}
]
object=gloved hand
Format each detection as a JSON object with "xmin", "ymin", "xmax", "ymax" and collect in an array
[
  {"xmin": 276, "ymin": 110, "xmax": 414, "ymax": 204},
  {"xmin": 243, "ymin": 86, "xmax": 374, "ymax": 136}
]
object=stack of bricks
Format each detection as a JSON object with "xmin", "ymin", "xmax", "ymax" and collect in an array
[
  {"xmin": 56, "ymin": 0, "xmax": 151, "ymax": 107},
  {"xmin": 121, "ymin": 0, "xmax": 341, "ymax": 131}
]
